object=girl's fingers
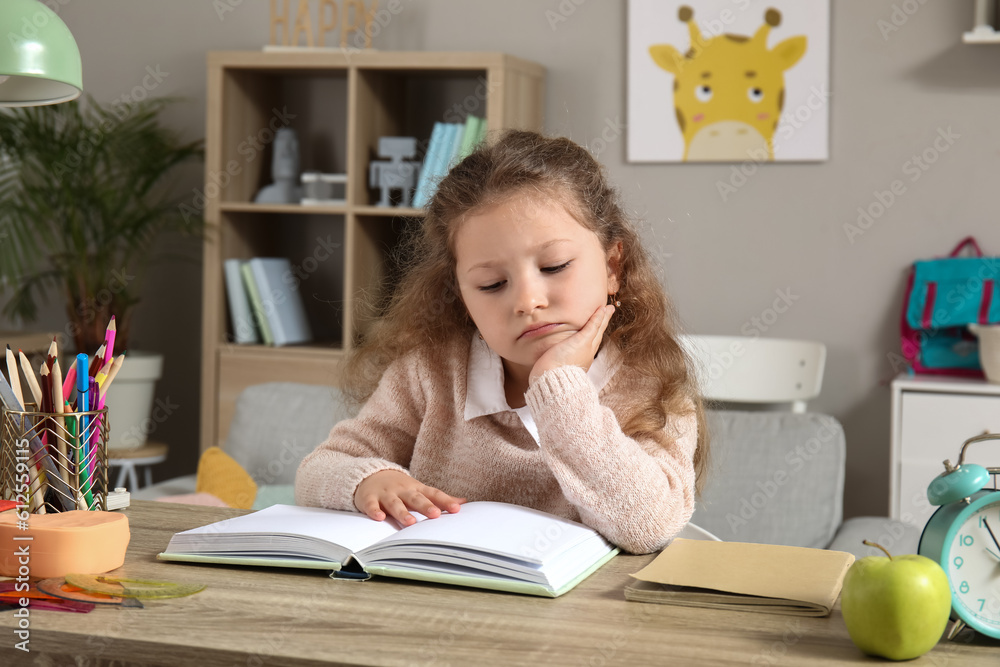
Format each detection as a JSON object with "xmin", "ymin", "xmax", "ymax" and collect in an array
[
  {"xmin": 360, "ymin": 497, "xmax": 386, "ymax": 521},
  {"xmin": 597, "ymin": 304, "xmax": 614, "ymax": 340},
  {"xmin": 386, "ymin": 496, "xmax": 416, "ymax": 526},
  {"xmin": 403, "ymin": 490, "xmax": 442, "ymax": 519},
  {"xmin": 586, "ymin": 304, "xmax": 615, "ymax": 353},
  {"xmin": 424, "ymin": 487, "xmax": 467, "ymax": 513}
]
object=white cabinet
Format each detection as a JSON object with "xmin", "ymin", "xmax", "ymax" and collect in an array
[{"xmin": 890, "ymin": 374, "xmax": 1000, "ymax": 528}]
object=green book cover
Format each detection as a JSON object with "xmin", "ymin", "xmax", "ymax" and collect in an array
[
  {"xmin": 240, "ymin": 261, "xmax": 274, "ymax": 345},
  {"xmin": 456, "ymin": 115, "xmax": 482, "ymax": 162}
]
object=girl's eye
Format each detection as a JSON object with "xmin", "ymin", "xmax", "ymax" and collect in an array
[
  {"xmin": 479, "ymin": 281, "xmax": 504, "ymax": 293},
  {"xmin": 748, "ymin": 87, "xmax": 764, "ymax": 103},
  {"xmin": 542, "ymin": 261, "xmax": 571, "ymax": 274},
  {"xmin": 695, "ymin": 85, "xmax": 713, "ymax": 102}
]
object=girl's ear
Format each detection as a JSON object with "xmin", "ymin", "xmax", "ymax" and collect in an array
[{"xmin": 606, "ymin": 241, "xmax": 623, "ymax": 294}]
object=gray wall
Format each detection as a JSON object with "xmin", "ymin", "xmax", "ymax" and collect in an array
[{"xmin": 7, "ymin": 1, "xmax": 996, "ymax": 516}]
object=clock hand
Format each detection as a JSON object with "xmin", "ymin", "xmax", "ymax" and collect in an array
[
  {"xmin": 987, "ymin": 546, "xmax": 1000, "ymax": 563},
  {"xmin": 984, "ymin": 517, "xmax": 1000, "ymax": 553}
]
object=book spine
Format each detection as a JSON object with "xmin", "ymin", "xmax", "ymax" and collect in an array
[
  {"xmin": 250, "ymin": 258, "xmax": 313, "ymax": 347},
  {"xmin": 413, "ymin": 122, "xmax": 446, "ymax": 209},
  {"xmin": 456, "ymin": 115, "xmax": 481, "ymax": 163},
  {"xmin": 249, "ymin": 259, "xmax": 287, "ymax": 346},
  {"xmin": 240, "ymin": 262, "xmax": 274, "ymax": 346},
  {"xmin": 421, "ymin": 123, "xmax": 459, "ymax": 207},
  {"xmin": 224, "ymin": 259, "xmax": 259, "ymax": 344},
  {"xmin": 446, "ymin": 121, "xmax": 465, "ymax": 170}
]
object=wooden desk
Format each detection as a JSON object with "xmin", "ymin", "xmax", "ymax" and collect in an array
[{"xmin": 1, "ymin": 501, "xmax": 998, "ymax": 666}]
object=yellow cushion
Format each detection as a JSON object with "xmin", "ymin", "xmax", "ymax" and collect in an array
[{"xmin": 195, "ymin": 447, "xmax": 257, "ymax": 509}]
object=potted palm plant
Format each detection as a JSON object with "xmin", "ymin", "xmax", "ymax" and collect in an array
[{"xmin": 0, "ymin": 95, "xmax": 204, "ymax": 448}]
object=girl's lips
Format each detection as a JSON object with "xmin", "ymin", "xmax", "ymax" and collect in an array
[{"xmin": 519, "ymin": 323, "xmax": 562, "ymax": 340}]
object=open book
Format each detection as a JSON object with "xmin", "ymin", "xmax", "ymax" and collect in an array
[
  {"xmin": 625, "ymin": 539, "xmax": 855, "ymax": 617},
  {"xmin": 157, "ymin": 502, "xmax": 618, "ymax": 598}
]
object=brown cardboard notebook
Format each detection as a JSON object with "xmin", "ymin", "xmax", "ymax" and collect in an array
[{"xmin": 626, "ymin": 539, "xmax": 855, "ymax": 617}]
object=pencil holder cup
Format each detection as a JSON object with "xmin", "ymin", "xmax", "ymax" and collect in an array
[{"xmin": 0, "ymin": 405, "xmax": 109, "ymax": 513}]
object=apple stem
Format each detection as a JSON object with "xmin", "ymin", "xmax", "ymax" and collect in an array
[{"xmin": 863, "ymin": 539, "xmax": 893, "ymax": 559}]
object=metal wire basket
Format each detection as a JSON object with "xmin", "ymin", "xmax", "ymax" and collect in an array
[{"xmin": 0, "ymin": 405, "xmax": 109, "ymax": 513}]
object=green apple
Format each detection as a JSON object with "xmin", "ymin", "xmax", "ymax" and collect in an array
[{"xmin": 840, "ymin": 540, "xmax": 952, "ymax": 661}]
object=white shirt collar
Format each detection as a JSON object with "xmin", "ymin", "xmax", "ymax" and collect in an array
[{"xmin": 464, "ymin": 335, "xmax": 621, "ymax": 443}]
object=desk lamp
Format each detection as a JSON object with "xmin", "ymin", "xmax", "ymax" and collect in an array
[{"xmin": 0, "ymin": 0, "xmax": 81, "ymax": 107}]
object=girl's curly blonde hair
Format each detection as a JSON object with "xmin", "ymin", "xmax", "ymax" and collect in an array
[{"xmin": 345, "ymin": 129, "xmax": 708, "ymax": 493}]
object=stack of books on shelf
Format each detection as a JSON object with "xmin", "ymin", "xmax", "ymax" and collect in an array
[
  {"xmin": 224, "ymin": 258, "xmax": 313, "ymax": 347},
  {"xmin": 412, "ymin": 114, "xmax": 486, "ymax": 209}
]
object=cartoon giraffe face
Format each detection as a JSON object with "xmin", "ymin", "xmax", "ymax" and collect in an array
[{"xmin": 649, "ymin": 6, "xmax": 806, "ymax": 161}]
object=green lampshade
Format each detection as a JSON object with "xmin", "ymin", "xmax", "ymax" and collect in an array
[{"xmin": 0, "ymin": 0, "xmax": 82, "ymax": 107}]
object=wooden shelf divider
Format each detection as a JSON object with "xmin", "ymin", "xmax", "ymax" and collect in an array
[{"xmin": 201, "ymin": 51, "xmax": 544, "ymax": 450}]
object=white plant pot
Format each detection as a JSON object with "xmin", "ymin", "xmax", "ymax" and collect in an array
[
  {"xmin": 101, "ymin": 351, "xmax": 164, "ymax": 450},
  {"xmin": 969, "ymin": 324, "xmax": 1000, "ymax": 384}
]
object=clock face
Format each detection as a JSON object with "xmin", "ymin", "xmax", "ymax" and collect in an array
[{"xmin": 942, "ymin": 498, "xmax": 1000, "ymax": 635}]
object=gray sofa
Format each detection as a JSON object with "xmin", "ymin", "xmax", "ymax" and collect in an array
[{"xmin": 135, "ymin": 382, "xmax": 920, "ymax": 559}]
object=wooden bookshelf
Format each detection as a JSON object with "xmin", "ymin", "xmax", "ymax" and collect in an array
[{"xmin": 201, "ymin": 51, "xmax": 545, "ymax": 450}]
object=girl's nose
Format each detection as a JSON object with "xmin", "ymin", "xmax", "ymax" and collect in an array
[{"xmin": 514, "ymin": 276, "xmax": 547, "ymax": 314}]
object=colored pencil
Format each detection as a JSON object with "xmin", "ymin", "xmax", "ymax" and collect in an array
[
  {"xmin": 89, "ymin": 343, "xmax": 106, "ymax": 380},
  {"xmin": 76, "ymin": 353, "xmax": 94, "ymax": 508},
  {"xmin": 102, "ymin": 316, "xmax": 117, "ymax": 373},
  {"xmin": 62, "ymin": 358, "xmax": 77, "ymax": 402},
  {"xmin": 17, "ymin": 350, "xmax": 43, "ymax": 407},
  {"xmin": 51, "ymin": 356, "xmax": 69, "ymax": 486},
  {"xmin": 98, "ymin": 352, "xmax": 126, "ymax": 401},
  {"xmin": 5, "ymin": 345, "xmax": 24, "ymax": 410}
]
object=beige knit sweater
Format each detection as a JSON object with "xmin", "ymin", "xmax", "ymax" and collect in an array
[{"xmin": 294, "ymin": 336, "xmax": 698, "ymax": 554}]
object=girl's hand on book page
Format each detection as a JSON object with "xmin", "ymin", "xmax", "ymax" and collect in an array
[
  {"xmin": 528, "ymin": 304, "xmax": 614, "ymax": 385},
  {"xmin": 354, "ymin": 470, "xmax": 466, "ymax": 527}
]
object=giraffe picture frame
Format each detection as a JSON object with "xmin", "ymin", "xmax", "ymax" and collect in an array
[{"xmin": 627, "ymin": 0, "xmax": 830, "ymax": 163}]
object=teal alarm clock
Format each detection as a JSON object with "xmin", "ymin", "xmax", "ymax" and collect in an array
[{"xmin": 918, "ymin": 432, "xmax": 1000, "ymax": 640}]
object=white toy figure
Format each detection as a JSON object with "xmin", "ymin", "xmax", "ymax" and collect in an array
[
  {"xmin": 255, "ymin": 127, "xmax": 304, "ymax": 204},
  {"xmin": 369, "ymin": 137, "xmax": 421, "ymax": 207}
]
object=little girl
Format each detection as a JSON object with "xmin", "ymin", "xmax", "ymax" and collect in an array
[{"xmin": 295, "ymin": 130, "xmax": 708, "ymax": 554}]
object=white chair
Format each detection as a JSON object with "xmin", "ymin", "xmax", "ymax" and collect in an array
[
  {"xmin": 684, "ymin": 334, "xmax": 922, "ymax": 559},
  {"xmin": 680, "ymin": 335, "xmax": 826, "ymax": 413}
]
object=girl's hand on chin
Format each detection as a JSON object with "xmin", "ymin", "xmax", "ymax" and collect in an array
[{"xmin": 528, "ymin": 304, "xmax": 614, "ymax": 385}]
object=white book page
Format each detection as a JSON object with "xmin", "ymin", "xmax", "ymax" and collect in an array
[
  {"xmin": 174, "ymin": 504, "xmax": 401, "ymax": 554},
  {"xmin": 361, "ymin": 502, "xmax": 605, "ymax": 566}
]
